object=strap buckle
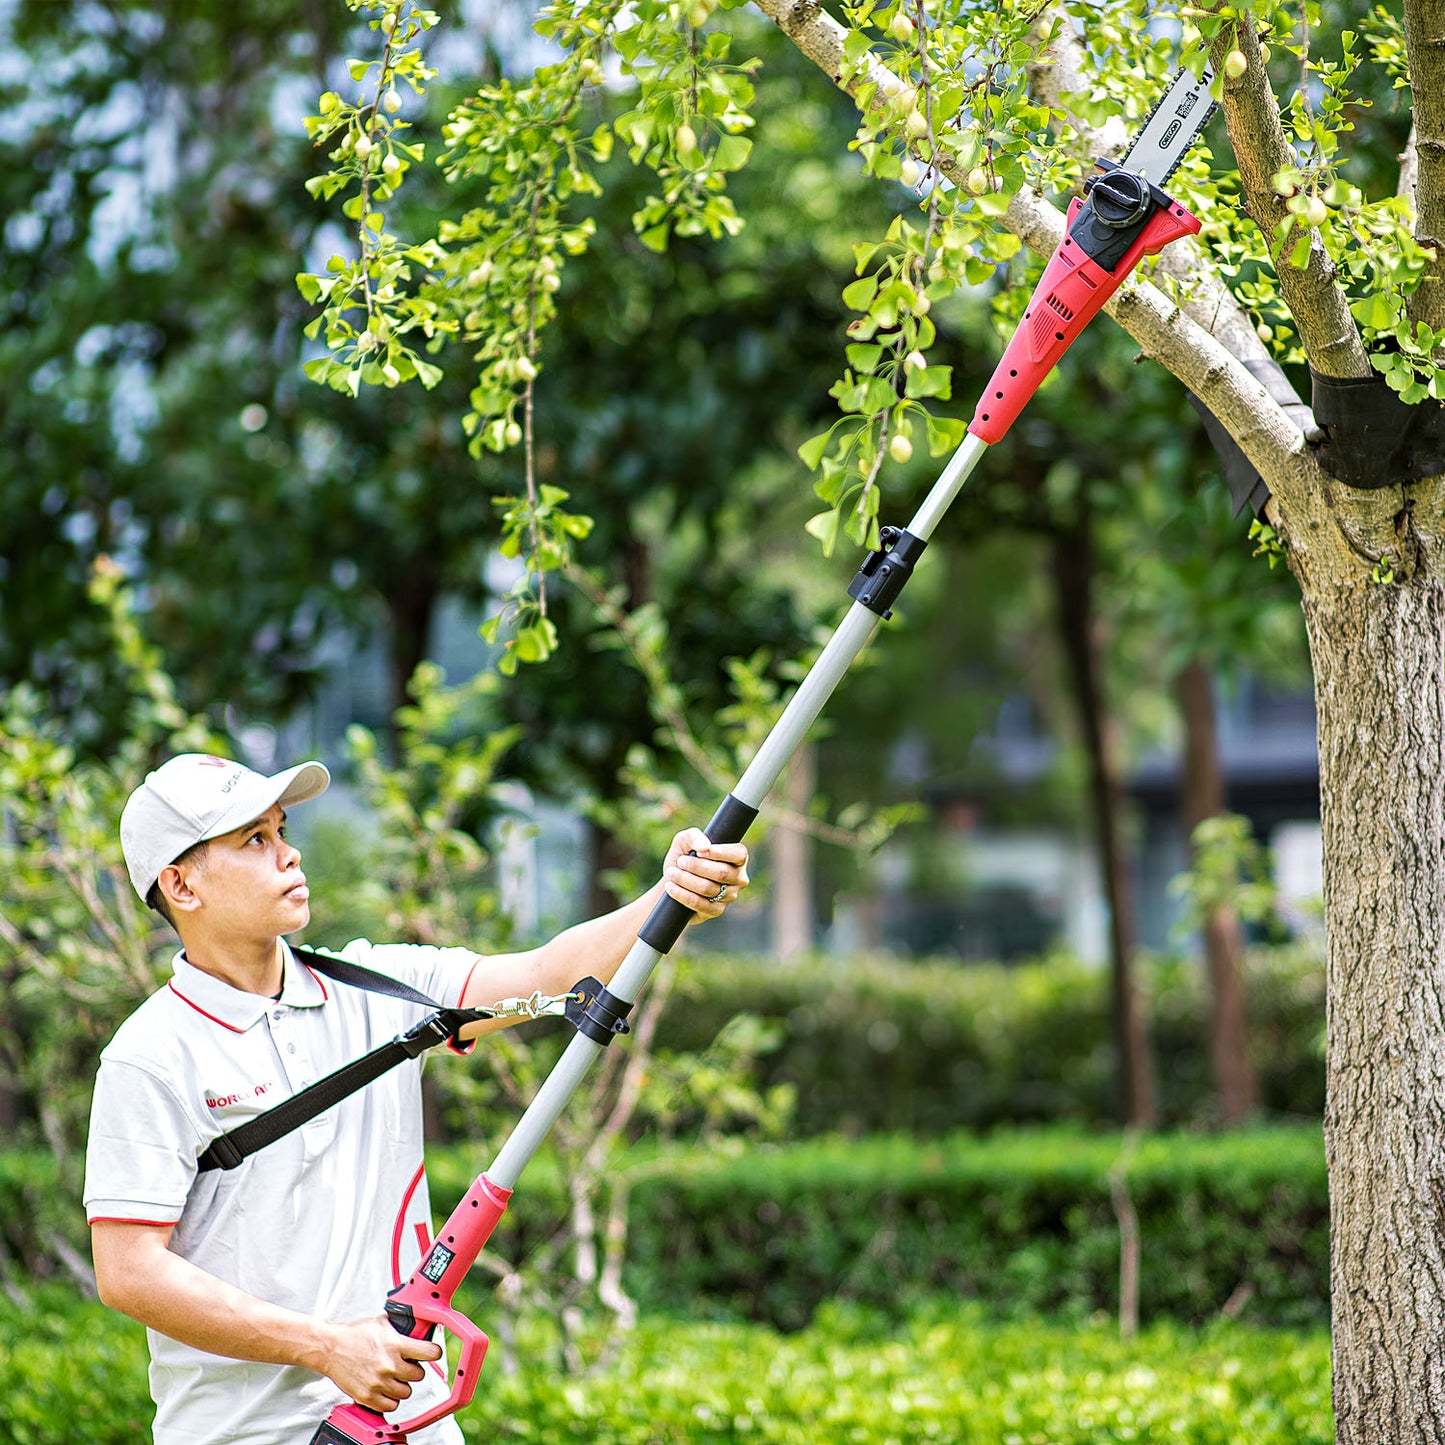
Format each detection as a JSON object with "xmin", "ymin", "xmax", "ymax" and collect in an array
[
  {"xmin": 399, "ymin": 1012, "xmax": 456, "ymax": 1058},
  {"xmin": 197, "ymin": 1131, "xmax": 246, "ymax": 1172}
]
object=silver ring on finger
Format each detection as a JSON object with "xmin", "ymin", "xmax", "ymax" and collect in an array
[{"xmin": 708, "ymin": 883, "xmax": 728, "ymax": 902}]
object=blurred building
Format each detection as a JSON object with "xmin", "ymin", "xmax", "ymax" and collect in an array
[
  {"xmin": 268, "ymin": 591, "xmax": 1322, "ymax": 964},
  {"xmin": 831, "ymin": 674, "xmax": 1322, "ymax": 962}
]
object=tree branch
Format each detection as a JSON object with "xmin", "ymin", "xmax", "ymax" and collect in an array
[
  {"xmin": 751, "ymin": 0, "xmax": 1310, "ymax": 506},
  {"xmin": 1403, "ymin": 0, "xmax": 1445, "ymax": 332},
  {"xmin": 1025, "ymin": 7, "xmax": 1131, "ymax": 165},
  {"xmin": 1208, "ymin": 13, "xmax": 1370, "ymax": 378},
  {"xmin": 751, "ymin": 0, "xmax": 1440, "ymax": 585},
  {"xmin": 1026, "ymin": 3, "xmax": 1301, "ymax": 419}
]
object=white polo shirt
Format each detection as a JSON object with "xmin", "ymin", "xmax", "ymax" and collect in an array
[{"xmin": 84, "ymin": 939, "xmax": 483, "ymax": 1445}]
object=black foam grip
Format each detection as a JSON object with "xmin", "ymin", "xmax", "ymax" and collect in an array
[{"xmin": 637, "ymin": 793, "xmax": 760, "ymax": 953}]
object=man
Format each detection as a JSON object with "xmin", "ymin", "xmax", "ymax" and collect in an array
[{"xmin": 85, "ymin": 753, "xmax": 750, "ymax": 1445}]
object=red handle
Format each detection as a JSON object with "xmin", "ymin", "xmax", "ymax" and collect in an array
[
  {"xmin": 319, "ymin": 1303, "xmax": 489, "ymax": 1443},
  {"xmin": 968, "ymin": 190, "xmax": 1201, "ymax": 445},
  {"xmin": 313, "ymin": 1172, "xmax": 513, "ymax": 1444},
  {"xmin": 321, "ymin": 1302, "xmax": 490, "ymax": 1443}
]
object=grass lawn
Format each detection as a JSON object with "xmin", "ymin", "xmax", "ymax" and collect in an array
[
  {"xmin": 5, "ymin": 1287, "xmax": 1330, "ymax": 1443},
  {"xmin": 459, "ymin": 1300, "xmax": 1331, "ymax": 1444}
]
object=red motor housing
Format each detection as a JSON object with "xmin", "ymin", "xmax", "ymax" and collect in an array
[{"xmin": 969, "ymin": 178, "xmax": 1201, "ymax": 445}]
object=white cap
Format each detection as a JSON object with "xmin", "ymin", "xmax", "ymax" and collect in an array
[{"xmin": 120, "ymin": 753, "xmax": 331, "ymax": 901}]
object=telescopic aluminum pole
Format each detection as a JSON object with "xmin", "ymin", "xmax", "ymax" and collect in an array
[
  {"xmin": 488, "ymin": 427, "xmax": 989, "ymax": 1187},
  {"xmin": 315, "ymin": 142, "xmax": 1206, "ymax": 1445},
  {"xmin": 493, "ymin": 149, "xmax": 1209, "ymax": 1186},
  {"xmin": 316, "ymin": 431, "xmax": 992, "ymax": 1445}
]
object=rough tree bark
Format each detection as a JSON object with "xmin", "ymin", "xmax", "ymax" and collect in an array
[{"xmin": 1307, "ymin": 578, "xmax": 1445, "ymax": 1442}]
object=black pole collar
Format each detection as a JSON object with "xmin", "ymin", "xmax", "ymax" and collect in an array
[{"xmin": 566, "ymin": 976, "xmax": 634, "ymax": 1047}]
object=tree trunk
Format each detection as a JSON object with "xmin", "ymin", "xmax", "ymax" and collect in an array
[
  {"xmin": 771, "ymin": 744, "xmax": 816, "ymax": 961},
  {"xmin": 587, "ymin": 819, "xmax": 629, "ymax": 917},
  {"xmin": 1307, "ymin": 577, "xmax": 1445, "ymax": 1444},
  {"xmin": 1051, "ymin": 526, "xmax": 1157, "ymax": 1129},
  {"xmin": 387, "ymin": 568, "xmax": 439, "ymax": 724},
  {"xmin": 1174, "ymin": 657, "xmax": 1259, "ymax": 1124}
]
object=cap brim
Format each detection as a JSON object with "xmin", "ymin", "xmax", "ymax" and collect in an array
[
  {"xmin": 275, "ymin": 761, "xmax": 331, "ymax": 809},
  {"xmin": 198, "ymin": 760, "xmax": 331, "ymax": 844}
]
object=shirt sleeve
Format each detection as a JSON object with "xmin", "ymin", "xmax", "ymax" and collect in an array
[
  {"xmin": 334, "ymin": 939, "xmax": 480, "ymax": 1004},
  {"xmin": 83, "ymin": 1058, "xmax": 205, "ymax": 1225},
  {"xmin": 335, "ymin": 940, "xmax": 484, "ymax": 1056}
]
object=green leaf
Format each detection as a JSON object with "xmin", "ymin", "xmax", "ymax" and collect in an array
[
  {"xmin": 814, "ymin": 455, "xmax": 848, "ymax": 504},
  {"xmin": 1350, "ymin": 292, "xmax": 1395, "ymax": 330},
  {"xmin": 804, "ymin": 509, "xmax": 842, "ymax": 554},
  {"xmin": 413, "ymin": 357, "xmax": 444, "ymax": 388},
  {"xmin": 842, "ymin": 274, "xmax": 880, "ymax": 310},
  {"xmin": 859, "ymin": 376, "xmax": 896, "ymax": 414},
  {"xmin": 798, "ymin": 430, "xmax": 833, "ymax": 471},
  {"xmin": 925, "ymin": 414, "xmax": 968, "ymax": 456},
  {"xmin": 712, "ymin": 134, "xmax": 753, "ymax": 172},
  {"xmin": 905, "ymin": 365, "xmax": 952, "ymax": 400},
  {"xmin": 846, "ymin": 343, "xmax": 885, "ymax": 374}
]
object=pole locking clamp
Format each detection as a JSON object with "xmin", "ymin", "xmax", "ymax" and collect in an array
[
  {"xmin": 566, "ymin": 976, "xmax": 635, "ymax": 1047},
  {"xmin": 847, "ymin": 526, "xmax": 928, "ymax": 620}
]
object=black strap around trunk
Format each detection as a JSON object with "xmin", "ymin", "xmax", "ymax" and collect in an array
[{"xmin": 194, "ymin": 947, "xmax": 488, "ymax": 1173}]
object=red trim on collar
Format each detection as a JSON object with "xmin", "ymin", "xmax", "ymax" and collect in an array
[
  {"xmin": 300, "ymin": 963, "xmax": 330, "ymax": 1002},
  {"xmin": 168, "ymin": 980, "xmax": 247, "ymax": 1033}
]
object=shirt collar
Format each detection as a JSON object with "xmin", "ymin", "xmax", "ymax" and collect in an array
[{"xmin": 167, "ymin": 941, "xmax": 329, "ymax": 1033}]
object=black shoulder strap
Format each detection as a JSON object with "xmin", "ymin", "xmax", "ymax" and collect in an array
[
  {"xmin": 195, "ymin": 947, "xmax": 488, "ymax": 1173},
  {"xmin": 296, "ymin": 946, "xmax": 456, "ymax": 1010}
]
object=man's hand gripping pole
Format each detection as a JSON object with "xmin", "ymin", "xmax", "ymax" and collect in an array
[{"xmin": 308, "ymin": 160, "xmax": 1201, "ymax": 1445}]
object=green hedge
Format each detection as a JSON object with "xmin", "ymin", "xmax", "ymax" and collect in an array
[
  {"xmin": 3, "ymin": 1125, "xmax": 1329, "ymax": 1334},
  {"xmin": 1, "ymin": 1287, "xmax": 1331, "ymax": 1445},
  {"xmin": 652, "ymin": 946, "xmax": 1325, "ymax": 1136},
  {"xmin": 428, "ymin": 1124, "xmax": 1329, "ymax": 1332},
  {"xmin": 5, "ymin": 1288, "xmax": 153, "ymax": 1444}
]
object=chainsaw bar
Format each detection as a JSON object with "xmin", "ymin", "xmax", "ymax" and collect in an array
[{"xmin": 1117, "ymin": 64, "xmax": 1216, "ymax": 186}]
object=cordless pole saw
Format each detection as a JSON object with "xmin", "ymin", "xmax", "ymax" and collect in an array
[{"xmin": 311, "ymin": 63, "xmax": 1216, "ymax": 1445}]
